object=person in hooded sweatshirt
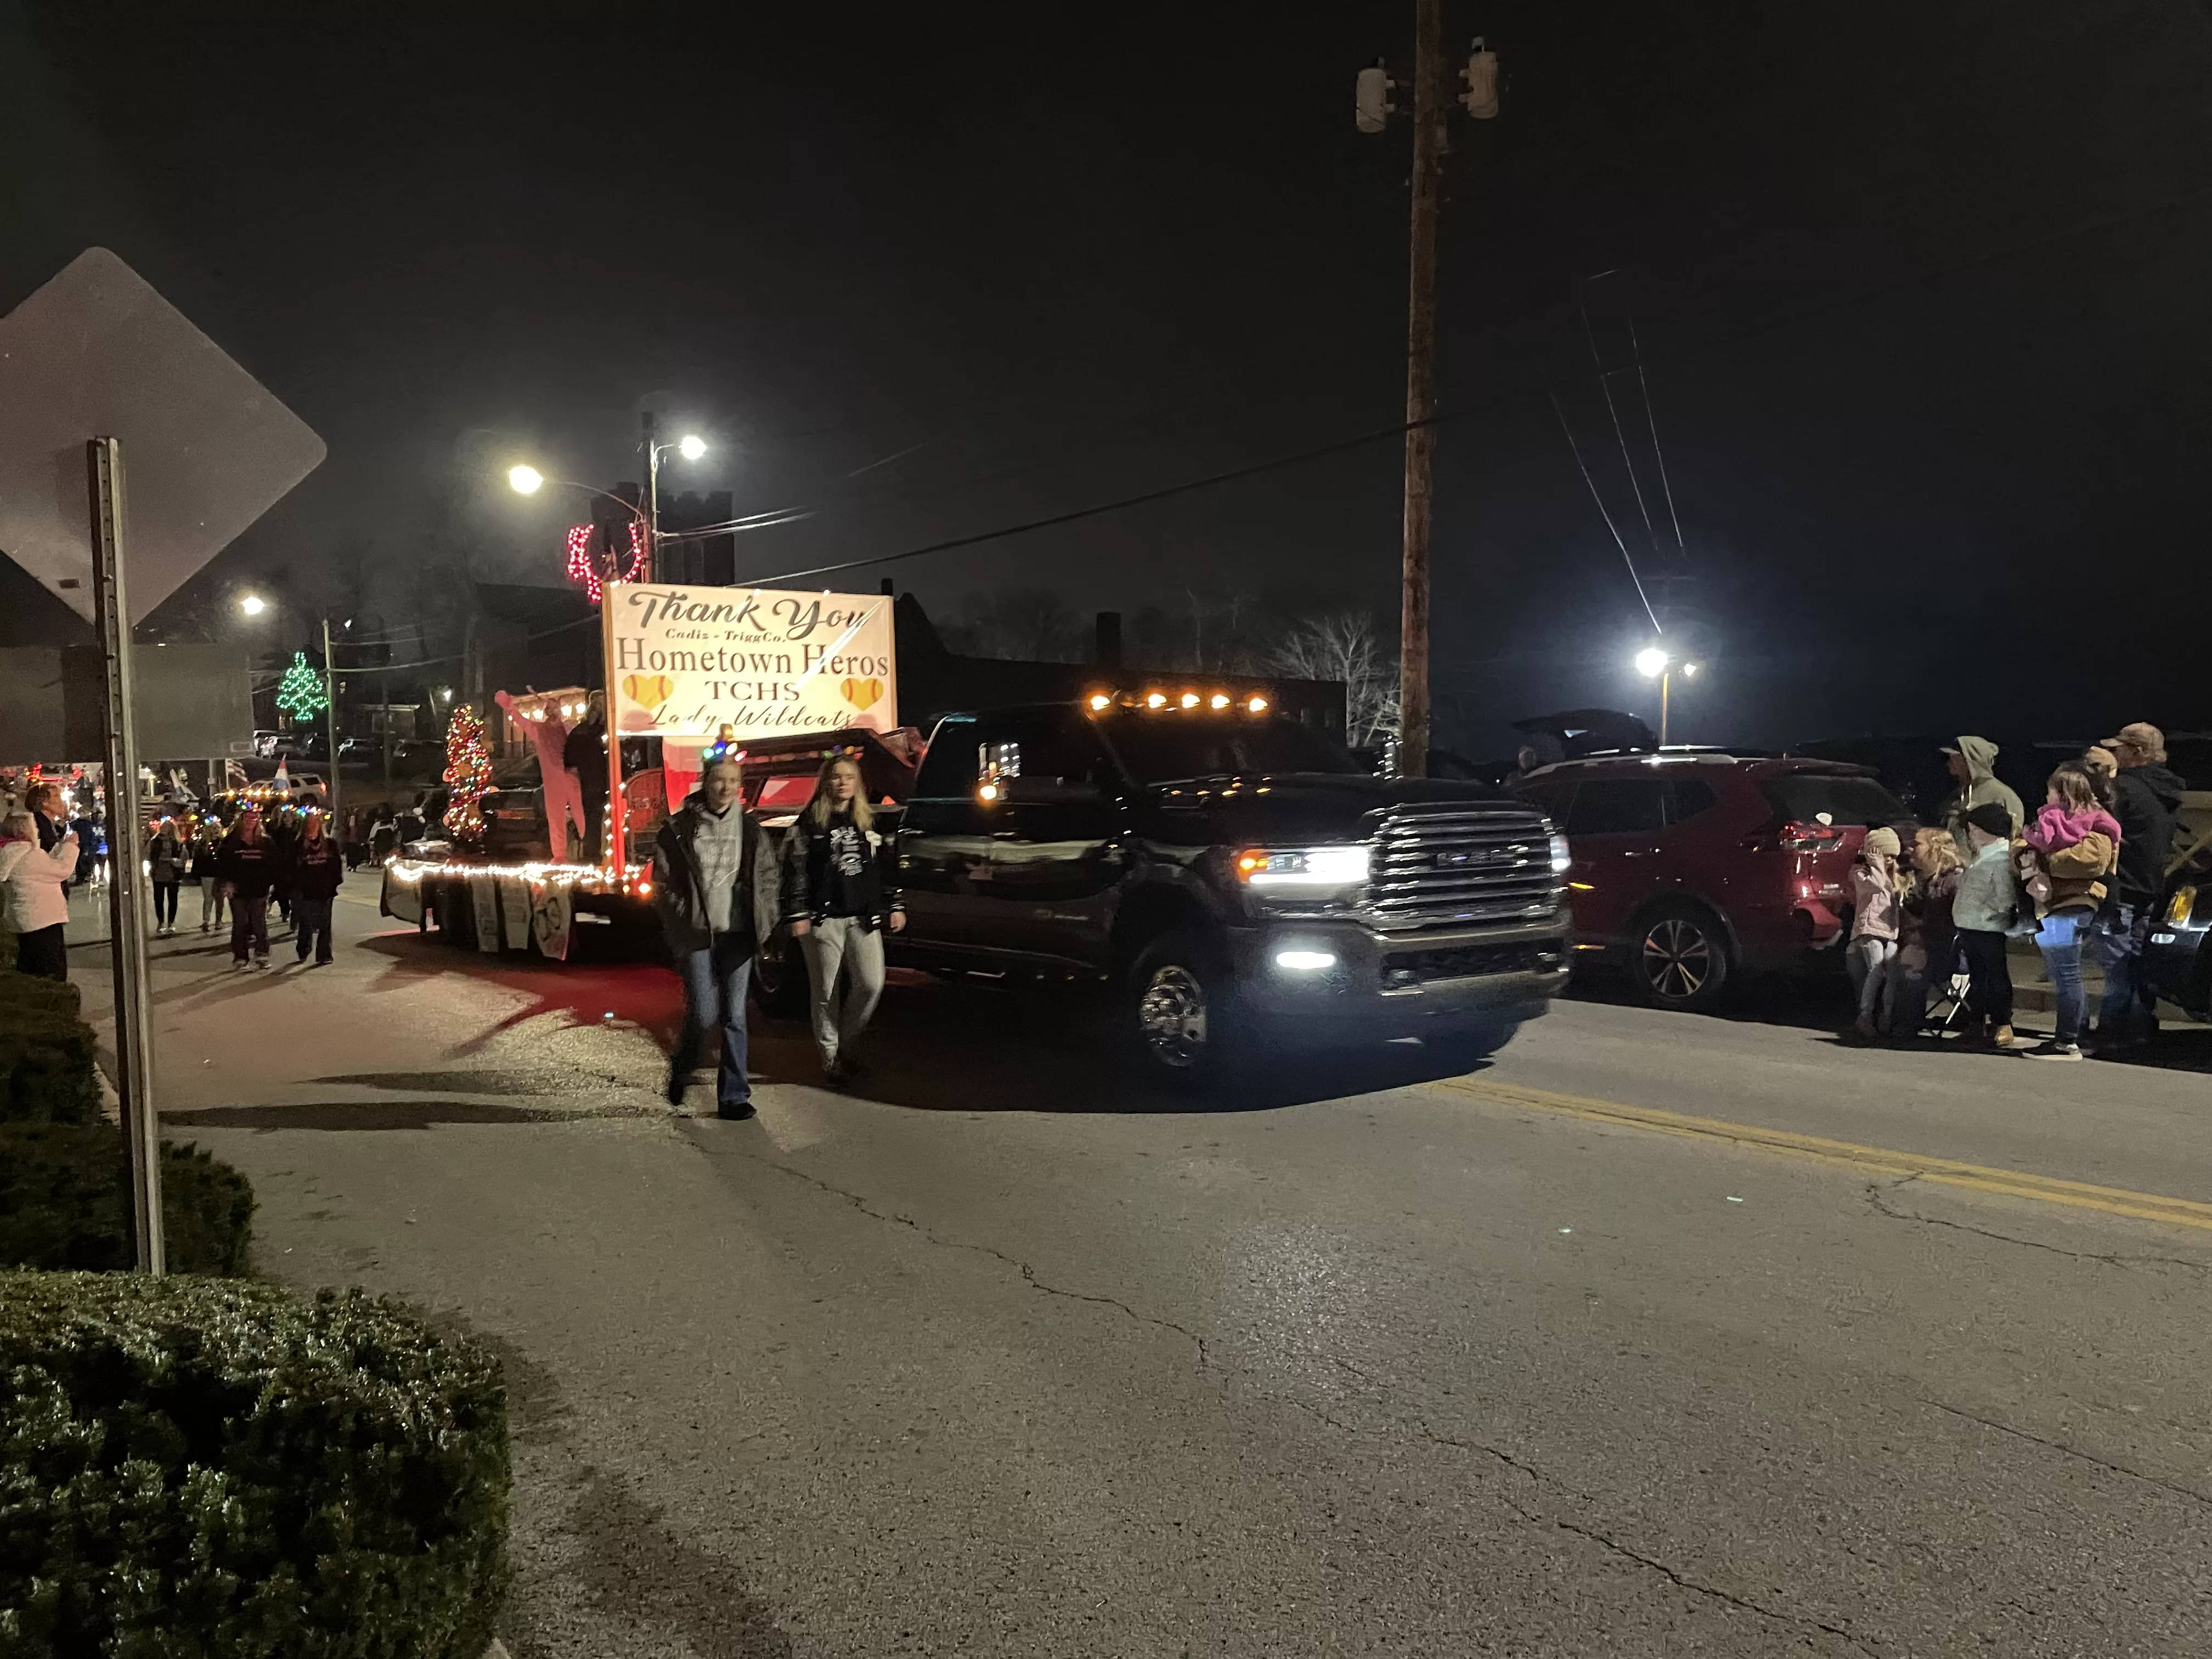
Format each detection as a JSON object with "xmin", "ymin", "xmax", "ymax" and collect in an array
[
  {"xmin": 1940, "ymin": 736, "xmax": 2026, "ymax": 862},
  {"xmin": 2092, "ymin": 721, "xmax": 2187, "ymax": 1051}
]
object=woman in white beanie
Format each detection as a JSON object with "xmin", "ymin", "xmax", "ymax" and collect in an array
[{"xmin": 1844, "ymin": 824, "xmax": 1906, "ymax": 1041}]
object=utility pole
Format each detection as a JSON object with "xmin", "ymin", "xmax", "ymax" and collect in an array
[
  {"xmin": 1360, "ymin": 17, "xmax": 1497, "ymax": 780},
  {"xmin": 321, "ymin": 614, "xmax": 342, "ymax": 832},
  {"xmin": 1397, "ymin": 0, "xmax": 1446, "ymax": 780},
  {"xmin": 641, "ymin": 410, "xmax": 662, "ymax": 585}
]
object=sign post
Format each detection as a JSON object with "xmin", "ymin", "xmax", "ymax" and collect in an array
[{"xmin": 87, "ymin": 437, "xmax": 163, "ymax": 1276}]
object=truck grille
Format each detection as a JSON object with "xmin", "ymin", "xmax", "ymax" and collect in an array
[
  {"xmin": 1367, "ymin": 805, "xmax": 1559, "ymax": 932},
  {"xmin": 1381, "ymin": 939, "xmax": 1564, "ymax": 988}
]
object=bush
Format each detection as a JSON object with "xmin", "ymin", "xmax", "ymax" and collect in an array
[
  {"xmin": 0, "ymin": 969, "xmax": 100, "ymax": 1127},
  {"xmin": 0, "ymin": 1272, "xmax": 510, "ymax": 1657},
  {"xmin": 0, "ymin": 1125, "xmax": 255, "ymax": 1276}
]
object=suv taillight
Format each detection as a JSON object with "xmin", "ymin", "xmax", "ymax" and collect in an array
[{"xmin": 1775, "ymin": 821, "xmax": 1844, "ymax": 852}]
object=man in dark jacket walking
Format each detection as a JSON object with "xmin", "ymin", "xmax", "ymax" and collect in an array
[
  {"xmin": 649, "ymin": 754, "xmax": 775, "ymax": 1119},
  {"xmin": 2092, "ymin": 721, "xmax": 2187, "ymax": 1050},
  {"xmin": 285, "ymin": 809, "xmax": 345, "ymax": 964}
]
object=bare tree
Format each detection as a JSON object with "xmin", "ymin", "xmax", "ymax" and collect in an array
[
  {"xmin": 939, "ymin": 588, "xmax": 1085, "ymax": 662},
  {"xmin": 1265, "ymin": 612, "xmax": 1401, "ymax": 747}
]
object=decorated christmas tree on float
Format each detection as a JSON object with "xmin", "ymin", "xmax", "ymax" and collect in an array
[{"xmin": 442, "ymin": 704, "xmax": 492, "ymax": 842}]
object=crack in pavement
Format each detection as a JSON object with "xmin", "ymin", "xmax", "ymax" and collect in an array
[
  {"xmin": 1865, "ymin": 1178, "xmax": 2212, "ymax": 1272},
  {"xmin": 717, "ymin": 1134, "xmax": 1880, "ymax": 1652},
  {"xmin": 1916, "ymin": 1397, "xmax": 2212, "ymax": 1510},
  {"xmin": 1545, "ymin": 1516, "xmax": 1880, "ymax": 1656},
  {"xmin": 725, "ymin": 1141, "xmax": 1215, "ymax": 1368}
]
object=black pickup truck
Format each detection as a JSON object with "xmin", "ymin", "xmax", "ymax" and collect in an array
[{"xmin": 884, "ymin": 696, "xmax": 1572, "ymax": 1084}]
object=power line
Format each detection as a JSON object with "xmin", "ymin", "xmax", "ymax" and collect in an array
[
  {"xmin": 1578, "ymin": 279, "xmax": 1661, "ymax": 556},
  {"xmin": 1549, "ymin": 390, "xmax": 1662, "ymax": 634},
  {"xmin": 1629, "ymin": 312, "xmax": 1688, "ymax": 555},
  {"xmin": 738, "ymin": 411, "xmax": 1442, "ymax": 589}
]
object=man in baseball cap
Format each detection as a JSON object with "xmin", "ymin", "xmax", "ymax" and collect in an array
[{"xmin": 2092, "ymin": 723, "xmax": 2185, "ymax": 1050}]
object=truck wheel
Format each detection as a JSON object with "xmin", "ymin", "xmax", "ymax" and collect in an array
[
  {"xmin": 1633, "ymin": 901, "xmax": 1731, "ymax": 1012},
  {"xmin": 752, "ymin": 927, "xmax": 809, "ymax": 1017},
  {"xmin": 1127, "ymin": 932, "xmax": 1238, "ymax": 1089}
]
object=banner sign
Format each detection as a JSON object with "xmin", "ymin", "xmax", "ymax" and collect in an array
[{"xmin": 605, "ymin": 583, "xmax": 897, "ymax": 741}]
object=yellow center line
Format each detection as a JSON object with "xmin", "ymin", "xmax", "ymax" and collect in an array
[{"xmin": 1440, "ymin": 1076, "xmax": 2212, "ymax": 1235}]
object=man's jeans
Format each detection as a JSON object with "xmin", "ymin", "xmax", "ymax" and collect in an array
[
  {"xmin": 674, "ymin": 932, "xmax": 754, "ymax": 1108},
  {"xmin": 2093, "ymin": 902, "xmax": 2157, "ymax": 1043}
]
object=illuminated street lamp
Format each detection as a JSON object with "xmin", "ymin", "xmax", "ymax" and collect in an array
[
  {"xmin": 506, "ymin": 422, "xmax": 709, "ymax": 586},
  {"xmin": 238, "ymin": 592, "xmax": 267, "ymax": 616},
  {"xmin": 1633, "ymin": 646, "xmax": 1702, "ymax": 746}
]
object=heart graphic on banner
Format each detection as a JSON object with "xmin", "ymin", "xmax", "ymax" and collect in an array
[
  {"xmin": 840, "ymin": 676, "xmax": 884, "ymax": 713},
  {"xmin": 623, "ymin": 673, "xmax": 674, "ymax": 707}
]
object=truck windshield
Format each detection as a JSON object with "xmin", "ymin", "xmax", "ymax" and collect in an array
[{"xmin": 1099, "ymin": 714, "xmax": 1364, "ymax": 784}]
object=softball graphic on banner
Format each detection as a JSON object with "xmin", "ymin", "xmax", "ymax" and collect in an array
[{"xmin": 605, "ymin": 583, "xmax": 898, "ymax": 740}]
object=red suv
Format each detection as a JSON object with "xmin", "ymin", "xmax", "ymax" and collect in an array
[{"xmin": 1511, "ymin": 754, "xmax": 1910, "ymax": 1010}]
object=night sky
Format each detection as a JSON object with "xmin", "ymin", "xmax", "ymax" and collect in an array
[{"xmin": 5, "ymin": 2, "xmax": 2209, "ymax": 755}]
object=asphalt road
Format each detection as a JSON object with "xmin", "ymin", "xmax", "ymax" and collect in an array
[{"xmin": 68, "ymin": 886, "xmax": 2212, "ymax": 1657}]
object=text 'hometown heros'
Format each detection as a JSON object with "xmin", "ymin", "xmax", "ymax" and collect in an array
[{"xmin": 605, "ymin": 583, "xmax": 898, "ymax": 741}]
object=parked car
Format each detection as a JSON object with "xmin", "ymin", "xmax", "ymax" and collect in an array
[{"xmin": 1511, "ymin": 751, "xmax": 1910, "ymax": 1011}]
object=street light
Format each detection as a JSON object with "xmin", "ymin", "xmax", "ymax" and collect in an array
[
  {"xmin": 239, "ymin": 592, "xmax": 267, "ymax": 617},
  {"xmin": 504, "ymin": 425, "xmax": 709, "ymax": 585},
  {"xmin": 1633, "ymin": 647, "xmax": 1702, "ymax": 746}
]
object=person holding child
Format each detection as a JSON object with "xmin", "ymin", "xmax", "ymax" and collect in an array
[{"xmin": 2014, "ymin": 764, "xmax": 2121, "ymax": 1062}]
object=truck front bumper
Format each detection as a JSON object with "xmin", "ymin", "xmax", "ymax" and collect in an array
[{"xmin": 1227, "ymin": 916, "xmax": 1571, "ymax": 1041}]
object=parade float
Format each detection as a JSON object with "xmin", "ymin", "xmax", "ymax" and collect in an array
[{"xmin": 379, "ymin": 580, "xmax": 912, "ymax": 961}]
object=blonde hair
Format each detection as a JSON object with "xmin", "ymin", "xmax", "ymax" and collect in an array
[
  {"xmin": 1912, "ymin": 825, "xmax": 1963, "ymax": 878},
  {"xmin": 2047, "ymin": 766, "xmax": 2097, "ymax": 815},
  {"xmin": 2, "ymin": 811, "xmax": 35, "ymax": 842},
  {"xmin": 802, "ymin": 755, "xmax": 872, "ymax": 834}
]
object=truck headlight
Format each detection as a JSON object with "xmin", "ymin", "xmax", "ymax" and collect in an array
[
  {"xmin": 1549, "ymin": 832, "xmax": 1572, "ymax": 874},
  {"xmin": 1234, "ymin": 845, "xmax": 1369, "ymax": 888}
]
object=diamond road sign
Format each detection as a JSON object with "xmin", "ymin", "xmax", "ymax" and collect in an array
[{"xmin": 0, "ymin": 247, "xmax": 326, "ymax": 626}]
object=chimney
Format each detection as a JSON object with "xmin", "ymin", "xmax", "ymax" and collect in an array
[
  {"xmin": 1093, "ymin": 610, "xmax": 1123, "ymax": 668},
  {"xmin": 880, "ymin": 578, "xmax": 894, "ymax": 596}
]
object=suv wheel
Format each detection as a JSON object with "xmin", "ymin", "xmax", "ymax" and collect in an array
[
  {"xmin": 1127, "ymin": 932, "xmax": 1235, "ymax": 1088},
  {"xmin": 752, "ymin": 926, "xmax": 809, "ymax": 1016},
  {"xmin": 1634, "ymin": 902, "xmax": 1731, "ymax": 1012}
]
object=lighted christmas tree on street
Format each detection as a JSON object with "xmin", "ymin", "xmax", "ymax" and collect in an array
[
  {"xmin": 442, "ymin": 704, "xmax": 492, "ymax": 841},
  {"xmin": 274, "ymin": 651, "xmax": 329, "ymax": 720}
]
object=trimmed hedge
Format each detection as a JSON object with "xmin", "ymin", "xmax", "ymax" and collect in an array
[
  {"xmin": 0, "ymin": 1272, "xmax": 511, "ymax": 1657},
  {"xmin": 0, "ymin": 1125, "xmax": 255, "ymax": 1276},
  {"xmin": 0, "ymin": 969, "xmax": 100, "ymax": 1127}
]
